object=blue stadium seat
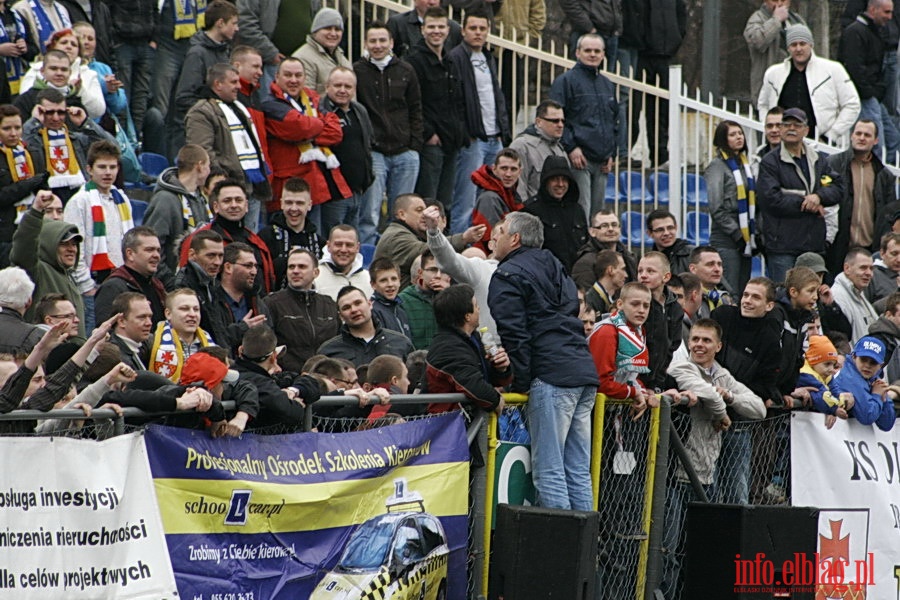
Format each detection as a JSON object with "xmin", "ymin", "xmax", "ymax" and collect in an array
[
  {"xmin": 621, "ymin": 211, "xmax": 650, "ymax": 246},
  {"xmin": 685, "ymin": 212, "xmax": 710, "ymax": 245},
  {"xmin": 139, "ymin": 152, "xmax": 169, "ymax": 177},
  {"xmin": 684, "ymin": 173, "xmax": 708, "ymax": 206},
  {"xmin": 751, "ymin": 255, "xmax": 764, "ymax": 278},
  {"xmin": 604, "ymin": 173, "xmax": 617, "ymax": 204},
  {"xmin": 619, "ymin": 171, "xmax": 653, "ymax": 203},
  {"xmin": 130, "ymin": 199, "xmax": 149, "ymax": 226},
  {"xmin": 649, "ymin": 172, "xmax": 669, "ymax": 204},
  {"xmin": 360, "ymin": 243, "xmax": 376, "ymax": 269}
]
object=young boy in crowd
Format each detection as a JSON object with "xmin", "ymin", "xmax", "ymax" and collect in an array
[
  {"xmin": 589, "ymin": 282, "xmax": 655, "ymax": 418},
  {"xmin": 365, "ymin": 354, "xmax": 413, "ymax": 422},
  {"xmin": 797, "ymin": 335, "xmax": 854, "ymax": 429},
  {"xmin": 831, "ymin": 336, "xmax": 898, "ymax": 432},
  {"xmin": 369, "ymin": 257, "xmax": 413, "ymax": 342}
]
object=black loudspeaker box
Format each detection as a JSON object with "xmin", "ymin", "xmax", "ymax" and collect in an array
[
  {"xmin": 684, "ymin": 503, "xmax": 819, "ymax": 600},
  {"xmin": 490, "ymin": 503, "xmax": 599, "ymax": 600}
]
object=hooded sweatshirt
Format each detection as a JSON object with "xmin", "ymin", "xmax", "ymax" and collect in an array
[
  {"xmin": 471, "ymin": 164, "xmax": 523, "ymax": 254},
  {"xmin": 523, "ymin": 155, "xmax": 588, "ymax": 271},
  {"xmin": 10, "ymin": 207, "xmax": 85, "ymax": 335}
]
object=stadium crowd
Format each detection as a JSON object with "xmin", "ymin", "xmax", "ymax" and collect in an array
[{"xmin": 0, "ymin": 1, "xmax": 898, "ymax": 596}]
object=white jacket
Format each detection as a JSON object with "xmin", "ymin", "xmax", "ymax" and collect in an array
[
  {"xmin": 758, "ymin": 54, "xmax": 860, "ymax": 145},
  {"xmin": 667, "ymin": 358, "xmax": 765, "ymax": 485},
  {"xmin": 314, "ymin": 249, "xmax": 373, "ymax": 301},
  {"xmin": 21, "ymin": 58, "xmax": 106, "ymax": 119},
  {"xmin": 831, "ymin": 272, "xmax": 878, "ymax": 343}
]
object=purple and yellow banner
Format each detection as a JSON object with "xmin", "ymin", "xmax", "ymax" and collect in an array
[{"xmin": 145, "ymin": 413, "xmax": 470, "ymax": 599}]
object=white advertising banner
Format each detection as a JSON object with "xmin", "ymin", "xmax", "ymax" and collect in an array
[
  {"xmin": 792, "ymin": 412, "xmax": 900, "ymax": 599},
  {"xmin": 0, "ymin": 432, "xmax": 177, "ymax": 599}
]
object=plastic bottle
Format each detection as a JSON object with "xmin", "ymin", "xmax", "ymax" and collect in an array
[{"xmin": 478, "ymin": 326, "xmax": 500, "ymax": 356}]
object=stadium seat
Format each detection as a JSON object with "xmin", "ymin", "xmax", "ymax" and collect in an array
[
  {"xmin": 619, "ymin": 171, "xmax": 653, "ymax": 203},
  {"xmin": 649, "ymin": 172, "xmax": 669, "ymax": 204},
  {"xmin": 139, "ymin": 152, "xmax": 169, "ymax": 178},
  {"xmin": 751, "ymin": 255, "xmax": 764, "ymax": 278},
  {"xmin": 130, "ymin": 199, "xmax": 149, "ymax": 226},
  {"xmin": 621, "ymin": 211, "xmax": 650, "ymax": 246},
  {"xmin": 684, "ymin": 173, "xmax": 708, "ymax": 206},
  {"xmin": 604, "ymin": 173, "xmax": 617, "ymax": 204},
  {"xmin": 360, "ymin": 243, "xmax": 376, "ymax": 269},
  {"xmin": 685, "ymin": 212, "xmax": 710, "ymax": 245}
]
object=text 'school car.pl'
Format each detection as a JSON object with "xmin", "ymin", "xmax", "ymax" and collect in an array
[{"xmin": 311, "ymin": 479, "xmax": 449, "ymax": 600}]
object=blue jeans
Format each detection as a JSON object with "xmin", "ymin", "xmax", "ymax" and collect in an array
[
  {"xmin": 320, "ymin": 194, "xmax": 360, "ymax": 236},
  {"xmin": 452, "ymin": 137, "xmax": 502, "ymax": 234},
  {"xmin": 114, "ymin": 41, "xmax": 154, "ymax": 134},
  {"xmin": 714, "ymin": 426, "xmax": 751, "ymax": 504},
  {"xmin": 860, "ymin": 96, "xmax": 900, "ymax": 161},
  {"xmin": 416, "ymin": 143, "xmax": 458, "ymax": 210},
  {"xmin": 526, "ymin": 378, "xmax": 596, "ymax": 511},
  {"xmin": 150, "ymin": 34, "xmax": 188, "ymax": 118},
  {"xmin": 765, "ymin": 252, "xmax": 798, "ymax": 285},
  {"xmin": 82, "ymin": 293, "xmax": 95, "ymax": 334},
  {"xmin": 570, "ymin": 158, "xmax": 608, "ymax": 222},
  {"xmin": 358, "ymin": 150, "xmax": 420, "ymax": 245}
]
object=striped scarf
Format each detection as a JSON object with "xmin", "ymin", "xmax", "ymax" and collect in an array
[
  {"xmin": 721, "ymin": 149, "xmax": 757, "ymax": 256},
  {"xmin": 181, "ymin": 193, "xmax": 211, "ymax": 232},
  {"xmin": 41, "ymin": 127, "xmax": 84, "ymax": 189},
  {"xmin": 0, "ymin": 10, "xmax": 27, "ymax": 94},
  {"xmin": 599, "ymin": 310, "xmax": 649, "ymax": 384},
  {"xmin": 29, "ymin": 0, "xmax": 71, "ymax": 53},
  {"xmin": 2, "ymin": 143, "xmax": 35, "ymax": 224},
  {"xmin": 216, "ymin": 100, "xmax": 268, "ymax": 184},
  {"xmin": 149, "ymin": 320, "xmax": 212, "ymax": 382},
  {"xmin": 281, "ymin": 87, "xmax": 340, "ymax": 169},
  {"xmin": 85, "ymin": 180, "xmax": 134, "ymax": 272},
  {"xmin": 172, "ymin": 0, "xmax": 206, "ymax": 40}
]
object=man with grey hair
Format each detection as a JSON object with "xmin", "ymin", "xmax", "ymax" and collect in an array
[
  {"xmin": 0, "ymin": 266, "xmax": 43, "ymax": 355},
  {"xmin": 488, "ymin": 211, "xmax": 598, "ymax": 511},
  {"xmin": 758, "ymin": 24, "xmax": 860, "ymax": 144}
]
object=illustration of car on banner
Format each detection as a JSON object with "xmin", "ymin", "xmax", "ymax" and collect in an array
[{"xmin": 311, "ymin": 478, "xmax": 449, "ymax": 600}]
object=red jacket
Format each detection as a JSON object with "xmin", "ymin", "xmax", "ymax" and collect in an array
[
  {"xmin": 589, "ymin": 318, "xmax": 648, "ymax": 400},
  {"xmin": 471, "ymin": 164, "xmax": 523, "ymax": 253},
  {"xmin": 239, "ymin": 77, "xmax": 271, "ymax": 171},
  {"xmin": 260, "ymin": 82, "xmax": 351, "ymax": 206}
]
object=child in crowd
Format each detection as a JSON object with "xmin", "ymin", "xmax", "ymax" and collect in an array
[
  {"xmin": 366, "ymin": 354, "xmax": 417, "ymax": 422},
  {"xmin": 831, "ymin": 336, "xmax": 898, "ymax": 432},
  {"xmin": 797, "ymin": 335, "xmax": 854, "ymax": 429},
  {"xmin": 589, "ymin": 282, "xmax": 655, "ymax": 419},
  {"xmin": 369, "ymin": 257, "xmax": 413, "ymax": 342}
]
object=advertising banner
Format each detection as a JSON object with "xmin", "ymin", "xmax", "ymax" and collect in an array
[
  {"xmin": 792, "ymin": 412, "xmax": 900, "ymax": 599},
  {"xmin": 0, "ymin": 433, "xmax": 178, "ymax": 599},
  {"xmin": 145, "ymin": 412, "xmax": 470, "ymax": 600}
]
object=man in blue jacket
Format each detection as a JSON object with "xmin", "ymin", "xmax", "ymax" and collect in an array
[
  {"xmin": 488, "ymin": 211, "xmax": 599, "ymax": 511},
  {"xmin": 549, "ymin": 33, "xmax": 619, "ymax": 221}
]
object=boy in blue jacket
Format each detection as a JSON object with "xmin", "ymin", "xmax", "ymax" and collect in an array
[
  {"xmin": 831, "ymin": 336, "xmax": 898, "ymax": 432},
  {"xmin": 797, "ymin": 335, "xmax": 854, "ymax": 429}
]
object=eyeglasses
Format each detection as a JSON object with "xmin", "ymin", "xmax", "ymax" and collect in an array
[
  {"xmin": 48, "ymin": 312, "xmax": 78, "ymax": 320},
  {"xmin": 540, "ymin": 117, "xmax": 566, "ymax": 124},
  {"xmin": 591, "ymin": 222, "xmax": 620, "ymax": 230},
  {"xmin": 331, "ymin": 377, "xmax": 359, "ymax": 387},
  {"xmin": 650, "ymin": 225, "xmax": 677, "ymax": 234},
  {"xmin": 234, "ymin": 261, "xmax": 259, "ymax": 271}
]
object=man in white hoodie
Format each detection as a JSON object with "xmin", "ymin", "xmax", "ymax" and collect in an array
[
  {"xmin": 832, "ymin": 247, "xmax": 878, "ymax": 342},
  {"xmin": 314, "ymin": 224, "xmax": 373, "ymax": 300}
]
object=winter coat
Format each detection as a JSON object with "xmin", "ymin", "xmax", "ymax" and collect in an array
[
  {"xmin": 770, "ymin": 289, "xmax": 814, "ymax": 396},
  {"xmin": 654, "ymin": 238, "xmax": 694, "ymax": 277},
  {"xmin": 471, "ymin": 164, "xmax": 523, "ymax": 253},
  {"xmin": 495, "ymin": 0, "xmax": 546, "ymax": 40},
  {"xmin": 706, "ymin": 154, "xmax": 755, "ymax": 252},
  {"xmin": 642, "ymin": 288, "xmax": 684, "ymax": 390},
  {"xmin": 839, "ymin": 13, "xmax": 886, "ymax": 101},
  {"xmin": 869, "ymin": 315, "xmax": 900, "ymax": 383},
  {"xmin": 560, "ymin": 0, "xmax": 621, "ymax": 36},
  {"xmin": 174, "ymin": 31, "xmax": 232, "ymax": 118},
  {"xmin": 387, "ymin": 10, "xmax": 463, "ymax": 57},
  {"xmin": 371, "ymin": 292, "xmax": 413, "ymax": 341},
  {"xmin": 743, "ymin": 3, "xmax": 806, "ymax": 101},
  {"xmin": 145, "ymin": 166, "xmax": 211, "ymax": 287},
  {"xmin": 571, "ymin": 237, "xmax": 638, "ymax": 289},
  {"xmin": 263, "ymin": 287, "xmax": 340, "ymax": 372},
  {"xmin": 236, "ymin": 0, "xmax": 282, "ymax": 62},
  {"xmin": 757, "ymin": 142, "xmax": 844, "ymax": 255},
  {"xmin": 398, "ymin": 284, "xmax": 437, "ymax": 350},
  {"xmin": 292, "ymin": 35, "xmax": 352, "ymax": 96},
  {"xmin": 549, "ymin": 61, "xmax": 619, "ymax": 163},
  {"xmin": 0, "ymin": 308, "xmax": 43, "ymax": 356},
  {"xmin": 508, "ymin": 124, "xmax": 568, "ymax": 201},
  {"xmin": 373, "ymin": 219, "xmax": 468, "ymax": 289},
  {"xmin": 173, "ymin": 260, "xmax": 234, "ymax": 352},
  {"xmin": 319, "ymin": 94, "xmax": 376, "ymax": 194},
  {"xmin": 758, "ymin": 54, "xmax": 861, "ymax": 144},
  {"xmin": 831, "ymin": 272, "xmax": 878, "ymax": 343},
  {"xmin": 405, "ymin": 38, "xmax": 466, "ymax": 150},
  {"xmin": 831, "ymin": 354, "xmax": 896, "ymax": 431},
  {"xmin": 257, "ymin": 211, "xmax": 323, "ymax": 290},
  {"xmin": 866, "ymin": 261, "xmax": 898, "ymax": 307},
  {"xmin": 524, "ymin": 158, "xmax": 587, "ymax": 271},
  {"xmin": 317, "ymin": 323, "xmax": 415, "ymax": 367},
  {"xmin": 352, "ymin": 56, "xmax": 424, "ymax": 155},
  {"xmin": 10, "ymin": 207, "xmax": 85, "ymax": 335},
  {"xmin": 106, "ymin": 0, "xmax": 157, "ymax": 42},
  {"xmin": 234, "ymin": 357, "xmax": 321, "ymax": 430},
  {"xmin": 488, "ymin": 246, "xmax": 597, "ymax": 392},
  {"xmin": 314, "ymin": 251, "xmax": 373, "ymax": 301},
  {"xmin": 94, "ymin": 265, "xmax": 167, "ymax": 325},
  {"xmin": 260, "ymin": 82, "xmax": 352, "ymax": 205},
  {"xmin": 711, "ymin": 304, "xmax": 783, "ymax": 404},
  {"xmin": 640, "ymin": 0, "xmax": 686, "ymax": 58},
  {"xmin": 447, "ymin": 42, "xmax": 510, "ymax": 143}
]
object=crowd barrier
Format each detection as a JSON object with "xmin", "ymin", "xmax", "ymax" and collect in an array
[{"xmin": 1, "ymin": 391, "xmax": 888, "ymax": 600}]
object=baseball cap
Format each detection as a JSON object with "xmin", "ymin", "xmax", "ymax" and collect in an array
[
  {"xmin": 60, "ymin": 230, "xmax": 83, "ymax": 243},
  {"xmin": 180, "ymin": 353, "xmax": 239, "ymax": 389},
  {"xmin": 782, "ymin": 108, "xmax": 808, "ymax": 124},
  {"xmin": 853, "ymin": 336, "xmax": 886, "ymax": 364},
  {"xmin": 794, "ymin": 252, "xmax": 827, "ymax": 274}
]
